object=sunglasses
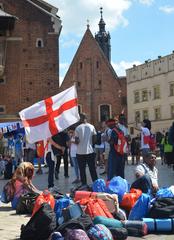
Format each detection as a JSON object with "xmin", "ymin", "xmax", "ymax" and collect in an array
[{"xmin": 151, "ymin": 155, "xmax": 156, "ymax": 160}]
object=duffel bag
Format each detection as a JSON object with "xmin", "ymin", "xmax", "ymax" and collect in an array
[
  {"xmin": 75, "ymin": 191, "xmax": 119, "ymax": 213},
  {"xmin": 79, "ymin": 198, "xmax": 113, "ymax": 219},
  {"xmin": 120, "ymin": 188, "xmax": 142, "ymax": 211}
]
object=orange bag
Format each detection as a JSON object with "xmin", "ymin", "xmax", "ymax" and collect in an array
[
  {"xmin": 79, "ymin": 198, "xmax": 114, "ymax": 219},
  {"xmin": 36, "ymin": 140, "xmax": 45, "ymax": 158},
  {"xmin": 75, "ymin": 191, "xmax": 119, "ymax": 214},
  {"xmin": 32, "ymin": 191, "xmax": 55, "ymax": 216},
  {"xmin": 120, "ymin": 188, "xmax": 142, "ymax": 211}
]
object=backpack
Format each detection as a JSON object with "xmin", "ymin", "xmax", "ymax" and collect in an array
[
  {"xmin": 20, "ymin": 203, "xmax": 57, "ymax": 240},
  {"xmin": 168, "ymin": 125, "xmax": 174, "ymax": 146},
  {"xmin": 56, "ymin": 219, "xmax": 85, "ymax": 236},
  {"xmin": 1, "ymin": 180, "xmax": 15, "ymax": 203},
  {"xmin": 32, "ymin": 191, "xmax": 55, "ymax": 216},
  {"xmin": 54, "ymin": 196, "xmax": 71, "ymax": 224},
  {"xmin": 113, "ymin": 127, "xmax": 127, "ymax": 155},
  {"xmin": 96, "ymin": 131, "xmax": 102, "ymax": 145},
  {"xmin": 16, "ymin": 192, "xmax": 39, "ymax": 214},
  {"xmin": 148, "ymin": 197, "xmax": 174, "ymax": 219},
  {"xmin": 149, "ymin": 133, "xmax": 156, "ymax": 151},
  {"xmin": 88, "ymin": 224, "xmax": 113, "ymax": 240},
  {"xmin": 65, "ymin": 229, "xmax": 90, "ymax": 240}
]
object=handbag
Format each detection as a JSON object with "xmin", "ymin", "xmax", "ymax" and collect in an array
[{"xmin": 16, "ymin": 192, "xmax": 39, "ymax": 214}]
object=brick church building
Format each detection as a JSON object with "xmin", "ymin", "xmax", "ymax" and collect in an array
[
  {"xmin": 0, "ymin": 0, "xmax": 61, "ymax": 122},
  {"xmin": 60, "ymin": 9, "xmax": 127, "ymax": 127}
]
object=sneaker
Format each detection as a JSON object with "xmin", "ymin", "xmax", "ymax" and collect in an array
[{"xmin": 64, "ymin": 175, "xmax": 69, "ymax": 178}]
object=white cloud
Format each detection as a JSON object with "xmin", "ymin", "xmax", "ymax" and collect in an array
[
  {"xmin": 60, "ymin": 39, "xmax": 79, "ymax": 48},
  {"xmin": 60, "ymin": 62, "xmax": 69, "ymax": 70},
  {"xmin": 59, "ymin": 62, "xmax": 69, "ymax": 86},
  {"xmin": 111, "ymin": 60, "xmax": 142, "ymax": 76},
  {"xmin": 46, "ymin": 0, "xmax": 131, "ymax": 35},
  {"xmin": 138, "ymin": 0, "xmax": 154, "ymax": 6},
  {"xmin": 159, "ymin": 5, "xmax": 174, "ymax": 14}
]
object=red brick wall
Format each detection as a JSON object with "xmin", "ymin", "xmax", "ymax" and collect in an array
[
  {"xmin": 0, "ymin": 0, "xmax": 60, "ymax": 119},
  {"xmin": 60, "ymin": 29, "xmax": 127, "ymax": 127}
]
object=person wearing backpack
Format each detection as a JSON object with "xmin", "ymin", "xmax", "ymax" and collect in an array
[
  {"xmin": 107, "ymin": 118, "xmax": 126, "ymax": 180},
  {"xmin": 168, "ymin": 122, "xmax": 174, "ymax": 169},
  {"xmin": 134, "ymin": 119, "xmax": 151, "ymax": 161},
  {"xmin": 118, "ymin": 114, "xmax": 130, "ymax": 168},
  {"xmin": 161, "ymin": 132, "xmax": 173, "ymax": 167}
]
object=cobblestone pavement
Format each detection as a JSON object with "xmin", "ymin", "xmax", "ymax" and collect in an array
[{"xmin": 0, "ymin": 158, "xmax": 174, "ymax": 240}]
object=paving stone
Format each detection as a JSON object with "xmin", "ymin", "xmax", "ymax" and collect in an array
[{"xmin": 0, "ymin": 158, "xmax": 174, "ymax": 239}]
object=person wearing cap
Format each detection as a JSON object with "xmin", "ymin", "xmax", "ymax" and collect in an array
[
  {"xmin": 131, "ymin": 152, "xmax": 159, "ymax": 193},
  {"xmin": 118, "ymin": 114, "xmax": 130, "ymax": 169},
  {"xmin": 107, "ymin": 117, "xmax": 126, "ymax": 180},
  {"xmin": 75, "ymin": 113, "xmax": 98, "ymax": 187},
  {"xmin": 134, "ymin": 119, "xmax": 151, "ymax": 161}
]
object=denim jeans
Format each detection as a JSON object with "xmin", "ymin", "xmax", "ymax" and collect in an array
[
  {"xmin": 71, "ymin": 156, "xmax": 79, "ymax": 179},
  {"xmin": 46, "ymin": 152, "xmax": 55, "ymax": 188}
]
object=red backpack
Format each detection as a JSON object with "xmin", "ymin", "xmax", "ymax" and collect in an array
[
  {"xmin": 149, "ymin": 133, "xmax": 156, "ymax": 151},
  {"xmin": 113, "ymin": 127, "xmax": 127, "ymax": 155}
]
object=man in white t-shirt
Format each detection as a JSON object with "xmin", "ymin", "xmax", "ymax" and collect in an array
[{"xmin": 75, "ymin": 114, "xmax": 98, "ymax": 186}]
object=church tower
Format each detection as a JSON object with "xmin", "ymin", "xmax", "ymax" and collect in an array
[{"xmin": 95, "ymin": 7, "xmax": 111, "ymax": 62}]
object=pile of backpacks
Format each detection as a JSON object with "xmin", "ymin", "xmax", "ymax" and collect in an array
[{"xmin": 19, "ymin": 176, "xmax": 174, "ymax": 240}]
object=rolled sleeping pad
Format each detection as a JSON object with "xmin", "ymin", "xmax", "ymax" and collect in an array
[
  {"xmin": 122, "ymin": 220, "xmax": 148, "ymax": 237},
  {"xmin": 143, "ymin": 218, "xmax": 174, "ymax": 233},
  {"xmin": 93, "ymin": 216, "xmax": 123, "ymax": 229}
]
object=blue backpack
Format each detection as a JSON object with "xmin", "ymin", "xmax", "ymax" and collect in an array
[{"xmin": 54, "ymin": 196, "xmax": 72, "ymax": 224}]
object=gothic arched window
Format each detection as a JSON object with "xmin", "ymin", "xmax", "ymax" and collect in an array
[
  {"xmin": 99, "ymin": 104, "xmax": 111, "ymax": 122},
  {"xmin": 36, "ymin": 38, "xmax": 44, "ymax": 48}
]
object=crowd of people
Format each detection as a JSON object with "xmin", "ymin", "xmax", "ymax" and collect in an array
[
  {"xmin": 1, "ymin": 115, "xmax": 174, "ymax": 240},
  {"xmin": 0, "ymin": 116, "xmax": 174, "ymax": 206}
]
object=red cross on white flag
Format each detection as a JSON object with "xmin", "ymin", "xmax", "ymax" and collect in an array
[{"xmin": 19, "ymin": 86, "xmax": 80, "ymax": 143}]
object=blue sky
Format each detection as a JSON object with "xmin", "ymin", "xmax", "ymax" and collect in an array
[{"xmin": 46, "ymin": 0, "xmax": 174, "ymax": 85}]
